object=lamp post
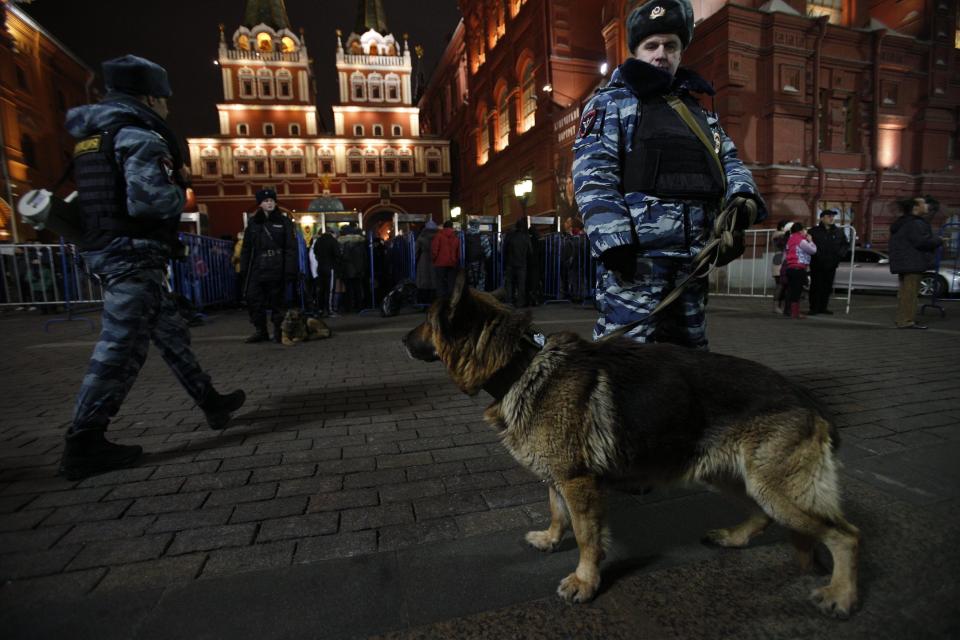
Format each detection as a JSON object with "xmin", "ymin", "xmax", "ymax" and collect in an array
[{"xmin": 513, "ymin": 178, "xmax": 532, "ymax": 223}]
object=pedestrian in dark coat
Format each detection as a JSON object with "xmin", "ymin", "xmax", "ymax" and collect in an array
[
  {"xmin": 889, "ymin": 196, "xmax": 942, "ymax": 330},
  {"xmin": 503, "ymin": 218, "xmax": 533, "ymax": 306},
  {"xmin": 312, "ymin": 226, "xmax": 340, "ymax": 316},
  {"xmin": 415, "ymin": 219, "xmax": 438, "ymax": 303},
  {"xmin": 240, "ymin": 189, "xmax": 299, "ymax": 342},
  {"xmin": 337, "ymin": 222, "xmax": 368, "ymax": 312},
  {"xmin": 808, "ymin": 209, "xmax": 849, "ymax": 315}
]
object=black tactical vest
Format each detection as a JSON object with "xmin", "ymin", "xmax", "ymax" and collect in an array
[
  {"xmin": 72, "ymin": 123, "xmax": 179, "ymax": 251},
  {"xmin": 623, "ymin": 94, "xmax": 725, "ymax": 200}
]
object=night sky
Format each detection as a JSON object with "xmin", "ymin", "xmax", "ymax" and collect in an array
[{"xmin": 20, "ymin": 0, "xmax": 463, "ymax": 138}]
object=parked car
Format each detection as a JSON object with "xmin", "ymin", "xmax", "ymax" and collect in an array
[{"xmin": 833, "ymin": 248, "xmax": 959, "ymax": 297}]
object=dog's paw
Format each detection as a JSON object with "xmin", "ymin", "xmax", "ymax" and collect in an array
[
  {"xmin": 702, "ymin": 527, "xmax": 750, "ymax": 548},
  {"xmin": 557, "ymin": 572, "xmax": 599, "ymax": 604},
  {"xmin": 281, "ymin": 337, "xmax": 294, "ymax": 346},
  {"xmin": 810, "ymin": 584, "xmax": 856, "ymax": 619},
  {"xmin": 525, "ymin": 530, "xmax": 560, "ymax": 552}
]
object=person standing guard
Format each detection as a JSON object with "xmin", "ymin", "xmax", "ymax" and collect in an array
[
  {"xmin": 889, "ymin": 196, "xmax": 942, "ymax": 330},
  {"xmin": 239, "ymin": 188, "xmax": 299, "ymax": 342},
  {"xmin": 808, "ymin": 208, "xmax": 849, "ymax": 315},
  {"xmin": 573, "ymin": 0, "xmax": 766, "ymax": 348},
  {"xmin": 59, "ymin": 55, "xmax": 246, "ymax": 480}
]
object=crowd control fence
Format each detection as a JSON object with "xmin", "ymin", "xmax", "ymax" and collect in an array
[{"xmin": 921, "ymin": 222, "xmax": 960, "ymax": 317}]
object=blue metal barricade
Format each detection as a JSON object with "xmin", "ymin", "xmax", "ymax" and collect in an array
[
  {"xmin": 168, "ymin": 233, "xmax": 237, "ymax": 311},
  {"xmin": 921, "ymin": 222, "xmax": 960, "ymax": 317}
]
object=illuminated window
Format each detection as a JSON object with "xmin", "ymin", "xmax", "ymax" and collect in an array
[
  {"xmin": 806, "ymin": 0, "xmax": 841, "ymax": 24},
  {"xmin": 237, "ymin": 123, "xmax": 249, "ymax": 136},
  {"xmin": 257, "ymin": 32, "xmax": 273, "ymax": 52},
  {"xmin": 237, "ymin": 159, "xmax": 250, "ymax": 174},
  {"xmin": 348, "ymin": 149, "xmax": 363, "ymax": 174},
  {"xmin": 521, "ymin": 62, "xmax": 536, "ymax": 132},
  {"xmin": 289, "ymin": 124, "xmax": 300, "ymax": 136},
  {"xmin": 239, "ymin": 68, "xmax": 255, "ymax": 98},
  {"xmin": 368, "ymin": 73, "xmax": 384, "ymax": 102},
  {"xmin": 497, "ymin": 89, "xmax": 511, "ymax": 151},
  {"xmin": 373, "ymin": 124, "xmax": 383, "ymax": 136},
  {"xmin": 276, "ymin": 70, "xmax": 292, "ymax": 99},
  {"xmin": 237, "ymin": 34, "xmax": 250, "ymax": 50},
  {"xmin": 392, "ymin": 124, "xmax": 402, "ymax": 136},
  {"xmin": 354, "ymin": 124, "xmax": 365, "ymax": 136},
  {"xmin": 478, "ymin": 108, "xmax": 490, "ymax": 165},
  {"xmin": 281, "ymin": 36, "xmax": 296, "ymax": 53}
]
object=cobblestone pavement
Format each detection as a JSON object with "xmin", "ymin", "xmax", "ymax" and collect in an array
[{"xmin": 1, "ymin": 293, "xmax": 958, "ymax": 638}]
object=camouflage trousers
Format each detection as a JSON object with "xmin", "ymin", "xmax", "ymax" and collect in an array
[
  {"xmin": 594, "ymin": 256, "xmax": 708, "ymax": 349},
  {"xmin": 466, "ymin": 260, "xmax": 487, "ymax": 292},
  {"xmin": 71, "ymin": 262, "xmax": 211, "ymax": 435}
]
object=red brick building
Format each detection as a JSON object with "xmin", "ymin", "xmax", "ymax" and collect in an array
[
  {"xmin": 188, "ymin": 0, "xmax": 453, "ymax": 239},
  {"xmin": 0, "ymin": 0, "xmax": 93, "ymax": 242},
  {"xmin": 424, "ymin": 0, "xmax": 960, "ymax": 245}
]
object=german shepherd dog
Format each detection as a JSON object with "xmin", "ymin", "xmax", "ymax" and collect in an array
[
  {"xmin": 280, "ymin": 309, "xmax": 331, "ymax": 346},
  {"xmin": 403, "ymin": 271, "xmax": 859, "ymax": 618}
]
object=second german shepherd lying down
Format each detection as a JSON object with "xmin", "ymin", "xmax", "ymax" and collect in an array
[{"xmin": 403, "ymin": 272, "xmax": 860, "ymax": 618}]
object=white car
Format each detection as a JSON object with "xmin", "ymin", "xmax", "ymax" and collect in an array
[{"xmin": 833, "ymin": 248, "xmax": 959, "ymax": 297}]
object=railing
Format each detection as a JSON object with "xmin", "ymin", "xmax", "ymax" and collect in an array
[{"xmin": 224, "ymin": 49, "xmax": 305, "ymax": 62}]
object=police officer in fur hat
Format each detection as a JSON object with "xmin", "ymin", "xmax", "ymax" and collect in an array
[
  {"xmin": 239, "ymin": 188, "xmax": 299, "ymax": 343},
  {"xmin": 573, "ymin": 0, "xmax": 767, "ymax": 348},
  {"xmin": 59, "ymin": 55, "xmax": 246, "ymax": 480}
]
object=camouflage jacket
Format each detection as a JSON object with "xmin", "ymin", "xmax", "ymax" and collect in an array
[
  {"xmin": 573, "ymin": 60, "xmax": 767, "ymax": 260},
  {"xmin": 66, "ymin": 97, "xmax": 186, "ymax": 261}
]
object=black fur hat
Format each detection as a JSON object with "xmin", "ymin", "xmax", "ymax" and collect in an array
[
  {"xmin": 256, "ymin": 188, "xmax": 277, "ymax": 205},
  {"xmin": 102, "ymin": 55, "xmax": 173, "ymax": 98},
  {"xmin": 626, "ymin": 0, "xmax": 695, "ymax": 52}
]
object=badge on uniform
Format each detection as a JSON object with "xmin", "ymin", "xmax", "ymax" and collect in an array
[
  {"xmin": 74, "ymin": 135, "xmax": 102, "ymax": 156},
  {"xmin": 577, "ymin": 109, "xmax": 598, "ymax": 140},
  {"xmin": 159, "ymin": 157, "xmax": 175, "ymax": 184},
  {"xmin": 713, "ymin": 130, "xmax": 722, "ymax": 154}
]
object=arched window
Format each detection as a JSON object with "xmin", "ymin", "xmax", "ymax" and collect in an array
[
  {"xmin": 201, "ymin": 148, "xmax": 220, "ymax": 177},
  {"xmin": 477, "ymin": 106, "xmax": 490, "ymax": 165},
  {"xmin": 392, "ymin": 124, "xmax": 402, "ymax": 136},
  {"xmin": 272, "ymin": 147, "xmax": 288, "ymax": 175},
  {"xmin": 256, "ymin": 32, "xmax": 273, "ymax": 52},
  {"xmin": 239, "ymin": 68, "xmax": 255, "ymax": 98},
  {"xmin": 318, "ymin": 146, "xmax": 335, "ymax": 175},
  {"xmin": 351, "ymin": 72, "xmax": 366, "ymax": 101},
  {"xmin": 425, "ymin": 149, "xmax": 442, "ymax": 175},
  {"xmin": 521, "ymin": 62, "xmax": 536, "ymax": 132},
  {"xmin": 289, "ymin": 123, "xmax": 301, "ymax": 136},
  {"xmin": 382, "ymin": 147, "xmax": 398, "ymax": 174},
  {"xmin": 497, "ymin": 88, "xmax": 511, "ymax": 151},
  {"xmin": 385, "ymin": 74, "xmax": 401, "ymax": 102},
  {"xmin": 398, "ymin": 148, "xmax": 413, "ymax": 174},
  {"xmin": 237, "ymin": 34, "xmax": 250, "ymax": 51},
  {"xmin": 280, "ymin": 36, "xmax": 296, "ymax": 53},
  {"xmin": 263, "ymin": 123, "xmax": 275, "ymax": 136},
  {"xmin": 364, "ymin": 148, "xmax": 379, "ymax": 175},
  {"xmin": 368, "ymin": 73, "xmax": 384, "ymax": 102},
  {"xmin": 373, "ymin": 124, "xmax": 383, "ymax": 136},
  {"xmin": 354, "ymin": 124, "xmax": 365, "ymax": 136},
  {"xmin": 276, "ymin": 70, "xmax": 292, "ymax": 99},
  {"xmin": 347, "ymin": 148, "xmax": 363, "ymax": 175},
  {"xmin": 257, "ymin": 68, "xmax": 274, "ymax": 99},
  {"xmin": 237, "ymin": 123, "xmax": 249, "ymax": 136}
]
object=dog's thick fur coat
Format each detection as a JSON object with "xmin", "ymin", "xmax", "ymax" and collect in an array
[
  {"xmin": 404, "ymin": 272, "xmax": 859, "ymax": 618},
  {"xmin": 280, "ymin": 309, "xmax": 331, "ymax": 346}
]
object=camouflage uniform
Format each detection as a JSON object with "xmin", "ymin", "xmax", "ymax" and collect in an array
[
  {"xmin": 66, "ymin": 99, "xmax": 211, "ymax": 435},
  {"xmin": 573, "ymin": 63, "xmax": 767, "ymax": 347}
]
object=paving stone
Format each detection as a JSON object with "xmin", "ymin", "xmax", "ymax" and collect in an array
[
  {"xmin": 0, "ymin": 494, "xmax": 34, "ymax": 514},
  {"xmin": 501, "ymin": 467, "xmax": 540, "ymax": 485},
  {"xmin": 0, "ymin": 545, "xmax": 82, "ymax": 580},
  {"xmin": 251, "ymin": 463, "xmax": 316, "ymax": 483},
  {"xmin": 464, "ymin": 454, "xmax": 520, "ymax": 474},
  {"xmin": 193, "ymin": 445, "xmax": 256, "ymax": 461},
  {"xmin": 218, "ymin": 453, "xmax": 283, "ymax": 471},
  {"xmin": 205, "ymin": 483, "xmax": 276, "ymax": 507},
  {"xmin": 443, "ymin": 471, "xmax": 507, "ymax": 493},
  {"xmin": 316, "ymin": 458, "xmax": 377, "ymax": 474},
  {"xmin": 44, "ymin": 499, "xmax": 133, "ymax": 526},
  {"xmin": 281, "ymin": 448, "xmax": 343, "ymax": 464},
  {"xmin": 0, "ymin": 477, "xmax": 77, "ymax": 496},
  {"xmin": 275, "ymin": 476, "xmax": 343, "ymax": 498},
  {"xmin": 254, "ymin": 439, "xmax": 312, "ymax": 455},
  {"xmin": 376, "ymin": 452, "xmax": 434, "ymax": 469},
  {"xmin": 294, "ymin": 531, "xmax": 377, "ymax": 563},
  {"xmin": 67, "ymin": 534, "xmax": 172, "ymax": 570},
  {"xmin": 455, "ymin": 506, "xmax": 532, "ymax": 537},
  {"xmin": 342, "ymin": 468, "xmax": 406, "ymax": 489},
  {"xmin": 181, "ymin": 470, "xmax": 251, "ymax": 492},
  {"xmin": 95, "ymin": 553, "xmax": 205, "ymax": 592},
  {"xmin": 482, "ymin": 483, "xmax": 548, "ymax": 509},
  {"xmin": 59, "ymin": 516, "xmax": 156, "ymax": 545},
  {"xmin": 0, "ymin": 525, "xmax": 69, "ymax": 553},
  {"xmin": 202, "ymin": 540, "xmax": 295, "ymax": 578},
  {"xmin": 342, "ymin": 442, "xmax": 400, "ymax": 459},
  {"xmin": 230, "ymin": 496, "xmax": 307, "ymax": 523},
  {"xmin": 105, "ymin": 477, "xmax": 186, "ymax": 500},
  {"xmin": 147, "ymin": 507, "xmax": 233, "ymax": 533},
  {"xmin": 29, "ymin": 487, "xmax": 111, "ymax": 509},
  {"xmin": 413, "ymin": 492, "xmax": 489, "ymax": 521},
  {"xmin": 397, "ymin": 437, "xmax": 455, "ymax": 453},
  {"xmin": 377, "ymin": 518, "xmax": 460, "ymax": 552},
  {"xmin": 341, "ymin": 503, "xmax": 414, "ymax": 532},
  {"xmin": 167, "ymin": 524, "xmax": 257, "ymax": 555},
  {"xmin": 0, "ymin": 507, "xmax": 54, "ymax": 531},
  {"xmin": 0, "ymin": 568, "xmax": 107, "ymax": 609},
  {"xmin": 406, "ymin": 461, "xmax": 466, "ymax": 481},
  {"xmin": 257, "ymin": 512, "xmax": 339, "ymax": 542},
  {"xmin": 126, "ymin": 492, "xmax": 207, "ymax": 516},
  {"xmin": 150, "ymin": 461, "xmax": 221, "ymax": 479},
  {"xmin": 379, "ymin": 479, "xmax": 447, "ymax": 503},
  {"xmin": 76, "ymin": 467, "xmax": 156, "ymax": 488},
  {"xmin": 307, "ymin": 489, "xmax": 379, "ymax": 513}
]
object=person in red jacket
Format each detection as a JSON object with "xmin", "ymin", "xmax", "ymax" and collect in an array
[{"xmin": 431, "ymin": 219, "xmax": 461, "ymax": 298}]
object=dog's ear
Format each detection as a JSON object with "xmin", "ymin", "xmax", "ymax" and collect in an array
[{"xmin": 448, "ymin": 269, "xmax": 470, "ymax": 317}]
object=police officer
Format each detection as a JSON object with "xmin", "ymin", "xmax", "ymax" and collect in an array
[
  {"xmin": 808, "ymin": 208, "xmax": 849, "ymax": 315},
  {"xmin": 239, "ymin": 189, "xmax": 298, "ymax": 342},
  {"xmin": 60, "ymin": 55, "xmax": 246, "ymax": 480},
  {"xmin": 573, "ymin": 0, "xmax": 767, "ymax": 348}
]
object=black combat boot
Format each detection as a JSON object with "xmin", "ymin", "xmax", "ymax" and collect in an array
[
  {"xmin": 273, "ymin": 323, "xmax": 283, "ymax": 344},
  {"xmin": 58, "ymin": 430, "xmax": 143, "ymax": 480},
  {"xmin": 199, "ymin": 387, "xmax": 247, "ymax": 430},
  {"xmin": 245, "ymin": 328, "xmax": 269, "ymax": 343}
]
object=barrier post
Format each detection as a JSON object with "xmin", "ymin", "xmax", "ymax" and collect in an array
[
  {"xmin": 358, "ymin": 231, "xmax": 379, "ymax": 315},
  {"xmin": 43, "ymin": 237, "xmax": 95, "ymax": 333}
]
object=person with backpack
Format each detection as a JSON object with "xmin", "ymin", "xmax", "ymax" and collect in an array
[
  {"xmin": 58, "ymin": 55, "xmax": 245, "ymax": 480},
  {"xmin": 431, "ymin": 219, "xmax": 461, "ymax": 299},
  {"xmin": 464, "ymin": 218, "xmax": 492, "ymax": 291}
]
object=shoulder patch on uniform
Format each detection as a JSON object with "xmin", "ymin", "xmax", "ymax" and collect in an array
[
  {"xmin": 158, "ymin": 157, "xmax": 175, "ymax": 184},
  {"xmin": 74, "ymin": 135, "xmax": 102, "ymax": 156},
  {"xmin": 577, "ymin": 109, "xmax": 599, "ymax": 140}
]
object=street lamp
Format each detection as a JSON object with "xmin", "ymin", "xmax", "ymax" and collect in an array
[
  {"xmin": 450, "ymin": 206, "xmax": 461, "ymax": 219},
  {"xmin": 514, "ymin": 178, "xmax": 533, "ymax": 220}
]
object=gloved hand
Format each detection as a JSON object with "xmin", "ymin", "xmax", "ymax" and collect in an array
[
  {"xmin": 600, "ymin": 245, "xmax": 638, "ymax": 282},
  {"xmin": 728, "ymin": 195, "xmax": 759, "ymax": 230}
]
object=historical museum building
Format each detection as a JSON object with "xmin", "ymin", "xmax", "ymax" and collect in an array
[
  {"xmin": 188, "ymin": 0, "xmax": 453, "ymax": 239},
  {"xmin": 422, "ymin": 0, "xmax": 959, "ymax": 246},
  {"xmin": 0, "ymin": 0, "xmax": 93, "ymax": 242}
]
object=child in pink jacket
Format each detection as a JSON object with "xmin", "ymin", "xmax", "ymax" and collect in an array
[{"xmin": 784, "ymin": 223, "xmax": 817, "ymax": 319}]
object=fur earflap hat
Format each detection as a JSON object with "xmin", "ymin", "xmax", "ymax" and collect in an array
[
  {"xmin": 256, "ymin": 188, "xmax": 277, "ymax": 205},
  {"xmin": 626, "ymin": 0, "xmax": 695, "ymax": 52}
]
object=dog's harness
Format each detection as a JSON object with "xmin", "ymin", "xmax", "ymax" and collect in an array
[{"xmin": 481, "ymin": 329, "xmax": 545, "ymax": 402}]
